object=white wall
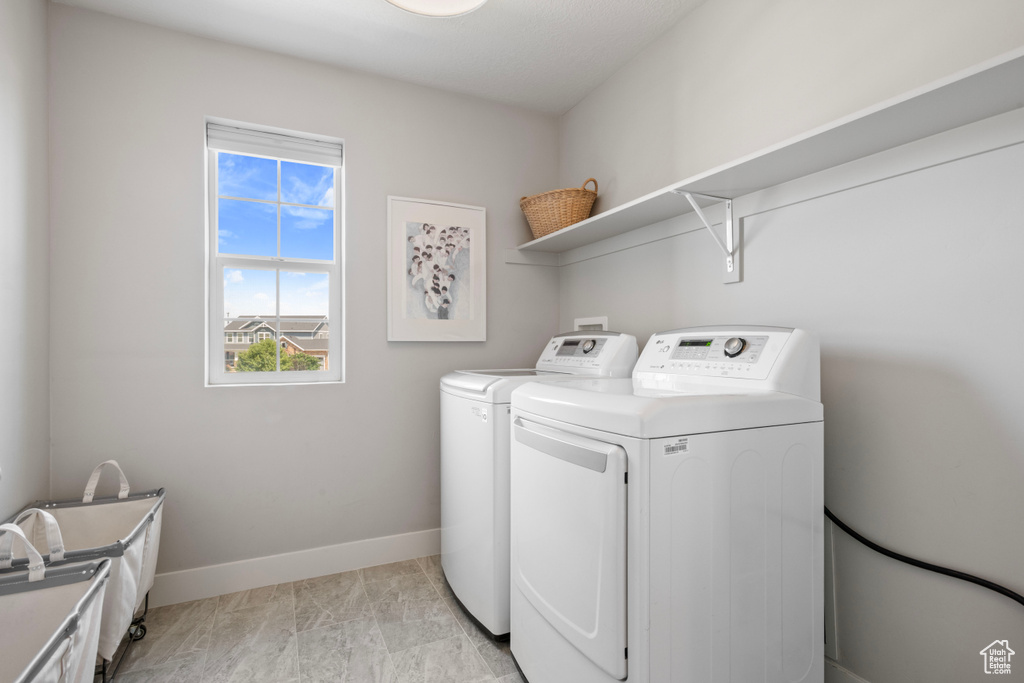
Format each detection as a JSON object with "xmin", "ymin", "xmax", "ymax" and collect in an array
[
  {"xmin": 556, "ymin": 1, "xmax": 1024, "ymax": 681},
  {"xmin": 0, "ymin": 0, "xmax": 50, "ymax": 519},
  {"xmin": 561, "ymin": 0, "xmax": 1024, "ymax": 213},
  {"xmin": 559, "ymin": 129, "xmax": 1024, "ymax": 681},
  {"xmin": 48, "ymin": 5, "xmax": 560, "ymax": 577}
]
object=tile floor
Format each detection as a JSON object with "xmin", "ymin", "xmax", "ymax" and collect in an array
[{"xmin": 108, "ymin": 556, "xmax": 523, "ymax": 683}]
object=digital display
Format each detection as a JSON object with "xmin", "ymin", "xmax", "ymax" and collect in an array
[
  {"xmin": 556, "ymin": 340, "xmax": 581, "ymax": 357},
  {"xmin": 677, "ymin": 339, "xmax": 713, "ymax": 347}
]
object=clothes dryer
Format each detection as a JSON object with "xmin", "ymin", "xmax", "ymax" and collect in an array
[
  {"xmin": 441, "ymin": 331, "xmax": 638, "ymax": 639},
  {"xmin": 510, "ymin": 326, "xmax": 823, "ymax": 683}
]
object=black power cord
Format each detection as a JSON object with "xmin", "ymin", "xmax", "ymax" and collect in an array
[{"xmin": 824, "ymin": 506, "xmax": 1024, "ymax": 609}]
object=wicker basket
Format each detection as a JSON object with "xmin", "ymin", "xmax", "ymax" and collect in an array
[{"xmin": 520, "ymin": 178, "xmax": 598, "ymax": 240}]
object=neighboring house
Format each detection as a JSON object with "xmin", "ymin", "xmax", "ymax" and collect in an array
[
  {"xmin": 980, "ymin": 640, "xmax": 1014, "ymax": 675},
  {"xmin": 280, "ymin": 335, "xmax": 330, "ymax": 369},
  {"xmin": 224, "ymin": 315, "xmax": 330, "ymax": 371}
]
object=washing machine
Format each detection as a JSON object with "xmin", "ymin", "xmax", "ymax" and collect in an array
[
  {"xmin": 509, "ymin": 326, "xmax": 824, "ymax": 683},
  {"xmin": 440, "ymin": 331, "xmax": 638, "ymax": 639}
]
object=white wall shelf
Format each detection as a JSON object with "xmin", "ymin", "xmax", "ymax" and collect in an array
[{"xmin": 506, "ymin": 48, "xmax": 1024, "ymax": 269}]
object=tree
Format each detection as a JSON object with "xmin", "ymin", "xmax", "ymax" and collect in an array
[
  {"xmin": 285, "ymin": 351, "xmax": 322, "ymax": 371},
  {"xmin": 235, "ymin": 338, "xmax": 277, "ymax": 372},
  {"xmin": 235, "ymin": 338, "xmax": 322, "ymax": 372}
]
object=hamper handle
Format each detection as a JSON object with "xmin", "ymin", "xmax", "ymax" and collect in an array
[
  {"xmin": 581, "ymin": 178, "xmax": 598, "ymax": 193},
  {"xmin": 9, "ymin": 508, "xmax": 65, "ymax": 562},
  {"xmin": 83, "ymin": 459, "xmax": 131, "ymax": 503},
  {"xmin": 0, "ymin": 524, "xmax": 45, "ymax": 581}
]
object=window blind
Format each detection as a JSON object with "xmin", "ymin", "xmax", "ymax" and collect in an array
[{"xmin": 206, "ymin": 122, "xmax": 343, "ymax": 167}]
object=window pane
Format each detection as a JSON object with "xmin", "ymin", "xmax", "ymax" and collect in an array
[
  {"xmin": 218, "ymin": 199, "xmax": 277, "ymax": 257},
  {"xmin": 223, "ymin": 268, "xmax": 277, "ymax": 317},
  {"xmin": 218, "ymin": 153, "xmax": 277, "ymax": 201},
  {"xmin": 281, "ymin": 161, "xmax": 334, "ymax": 207},
  {"xmin": 225, "ymin": 324, "xmax": 279, "ymax": 373},
  {"xmin": 281, "ymin": 206, "xmax": 333, "ymax": 260},
  {"xmin": 280, "ymin": 272, "xmax": 328, "ymax": 317}
]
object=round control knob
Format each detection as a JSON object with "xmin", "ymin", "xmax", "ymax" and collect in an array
[
  {"xmin": 723, "ymin": 337, "xmax": 746, "ymax": 358},
  {"xmin": 581, "ymin": 339, "xmax": 597, "ymax": 354}
]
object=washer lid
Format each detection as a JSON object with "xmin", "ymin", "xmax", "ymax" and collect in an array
[
  {"xmin": 510, "ymin": 378, "xmax": 823, "ymax": 438},
  {"xmin": 441, "ymin": 369, "xmax": 569, "ymax": 403}
]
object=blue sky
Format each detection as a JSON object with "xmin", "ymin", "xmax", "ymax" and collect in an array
[
  {"xmin": 223, "ymin": 269, "xmax": 329, "ymax": 318},
  {"xmin": 217, "ymin": 153, "xmax": 334, "ymax": 260},
  {"xmin": 217, "ymin": 153, "xmax": 334, "ymax": 318}
]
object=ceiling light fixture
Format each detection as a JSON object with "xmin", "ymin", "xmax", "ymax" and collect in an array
[{"xmin": 384, "ymin": 0, "xmax": 488, "ymax": 18}]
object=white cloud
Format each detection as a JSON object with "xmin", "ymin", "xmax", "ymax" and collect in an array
[
  {"xmin": 224, "ymin": 270, "xmax": 244, "ymax": 284},
  {"xmin": 320, "ymin": 186, "xmax": 334, "ymax": 207},
  {"xmin": 283, "ymin": 205, "xmax": 332, "ymax": 231},
  {"xmin": 283, "ymin": 165, "xmax": 334, "ymax": 207}
]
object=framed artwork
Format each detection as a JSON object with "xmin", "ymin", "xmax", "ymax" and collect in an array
[{"xmin": 387, "ymin": 196, "xmax": 486, "ymax": 341}]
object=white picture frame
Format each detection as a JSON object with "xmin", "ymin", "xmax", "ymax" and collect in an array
[{"xmin": 387, "ymin": 196, "xmax": 486, "ymax": 342}]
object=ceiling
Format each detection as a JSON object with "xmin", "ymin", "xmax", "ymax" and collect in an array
[{"xmin": 53, "ymin": 0, "xmax": 707, "ymax": 114}]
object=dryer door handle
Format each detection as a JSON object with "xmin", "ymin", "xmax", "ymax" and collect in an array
[{"xmin": 513, "ymin": 417, "xmax": 624, "ymax": 474}]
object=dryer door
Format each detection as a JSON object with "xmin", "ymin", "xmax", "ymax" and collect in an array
[{"xmin": 511, "ymin": 417, "xmax": 628, "ymax": 680}]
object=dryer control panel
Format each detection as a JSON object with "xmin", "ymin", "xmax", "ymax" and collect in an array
[
  {"xmin": 640, "ymin": 331, "xmax": 783, "ymax": 380},
  {"xmin": 634, "ymin": 326, "xmax": 820, "ymax": 400},
  {"xmin": 536, "ymin": 332, "xmax": 638, "ymax": 377}
]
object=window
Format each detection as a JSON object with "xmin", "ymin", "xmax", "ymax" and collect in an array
[{"xmin": 207, "ymin": 121, "xmax": 344, "ymax": 384}]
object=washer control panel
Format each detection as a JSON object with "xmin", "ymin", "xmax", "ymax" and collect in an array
[
  {"xmin": 637, "ymin": 328, "xmax": 792, "ymax": 381},
  {"xmin": 555, "ymin": 337, "xmax": 606, "ymax": 357},
  {"xmin": 536, "ymin": 332, "xmax": 638, "ymax": 376}
]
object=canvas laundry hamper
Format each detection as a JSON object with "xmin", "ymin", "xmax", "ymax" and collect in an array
[
  {"xmin": 0, "ymin": 523, "xmax": 111, "ymax": 683},
  {"xmin": 1, "ymin": 461, "xmax": 165, "ymax": 665}
]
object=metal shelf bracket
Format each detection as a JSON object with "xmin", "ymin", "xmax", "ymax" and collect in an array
[{"xmin": 671, "ymin": 190, "xmax": 735, "ymax": 275}]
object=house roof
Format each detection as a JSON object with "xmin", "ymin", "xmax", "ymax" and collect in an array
[
  {"xmin": 224, "ymin": 316, "xmax": 328, "ymax": 333},
  {"xmin": 283, "ymin": 336, "xmax": 330, "ymax": 352}
]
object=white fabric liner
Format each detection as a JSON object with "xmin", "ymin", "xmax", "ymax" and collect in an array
[
  {"xmin": 30, "ymin": 638, "xmax": 71, "ymax": 683},
  {"xmin": 11, "ymin": 499, "xmax": 163, "ymax": 662},
  {"xmin": 0, "ymin": 574, "xmax": 107, "ymax": 683},
  {"xmin": 18, "ymin": 499, "xmax": 157, "ymax": 553}
]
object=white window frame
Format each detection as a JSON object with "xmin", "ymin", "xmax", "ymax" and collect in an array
[{"xmin": 206, "ymin": 120, "xmax": 345, "ymax": 386}]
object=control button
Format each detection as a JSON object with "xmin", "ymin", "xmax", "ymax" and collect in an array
[
  {"xmin": 724, "ymin": 337, "xmax": 746, "ymax": 358},
  {"xmin": 582, "ymin": 339, "xmax": 596, "ymax": 354}
]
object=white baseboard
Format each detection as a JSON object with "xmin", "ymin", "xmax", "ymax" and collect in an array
[
  {"xmin": 826, "ymin": 657, "xmax": 872, "ymax": 683},
  {"xmin": 149, "ymin": 527, "xmax": 441, "ymax": 608}
]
